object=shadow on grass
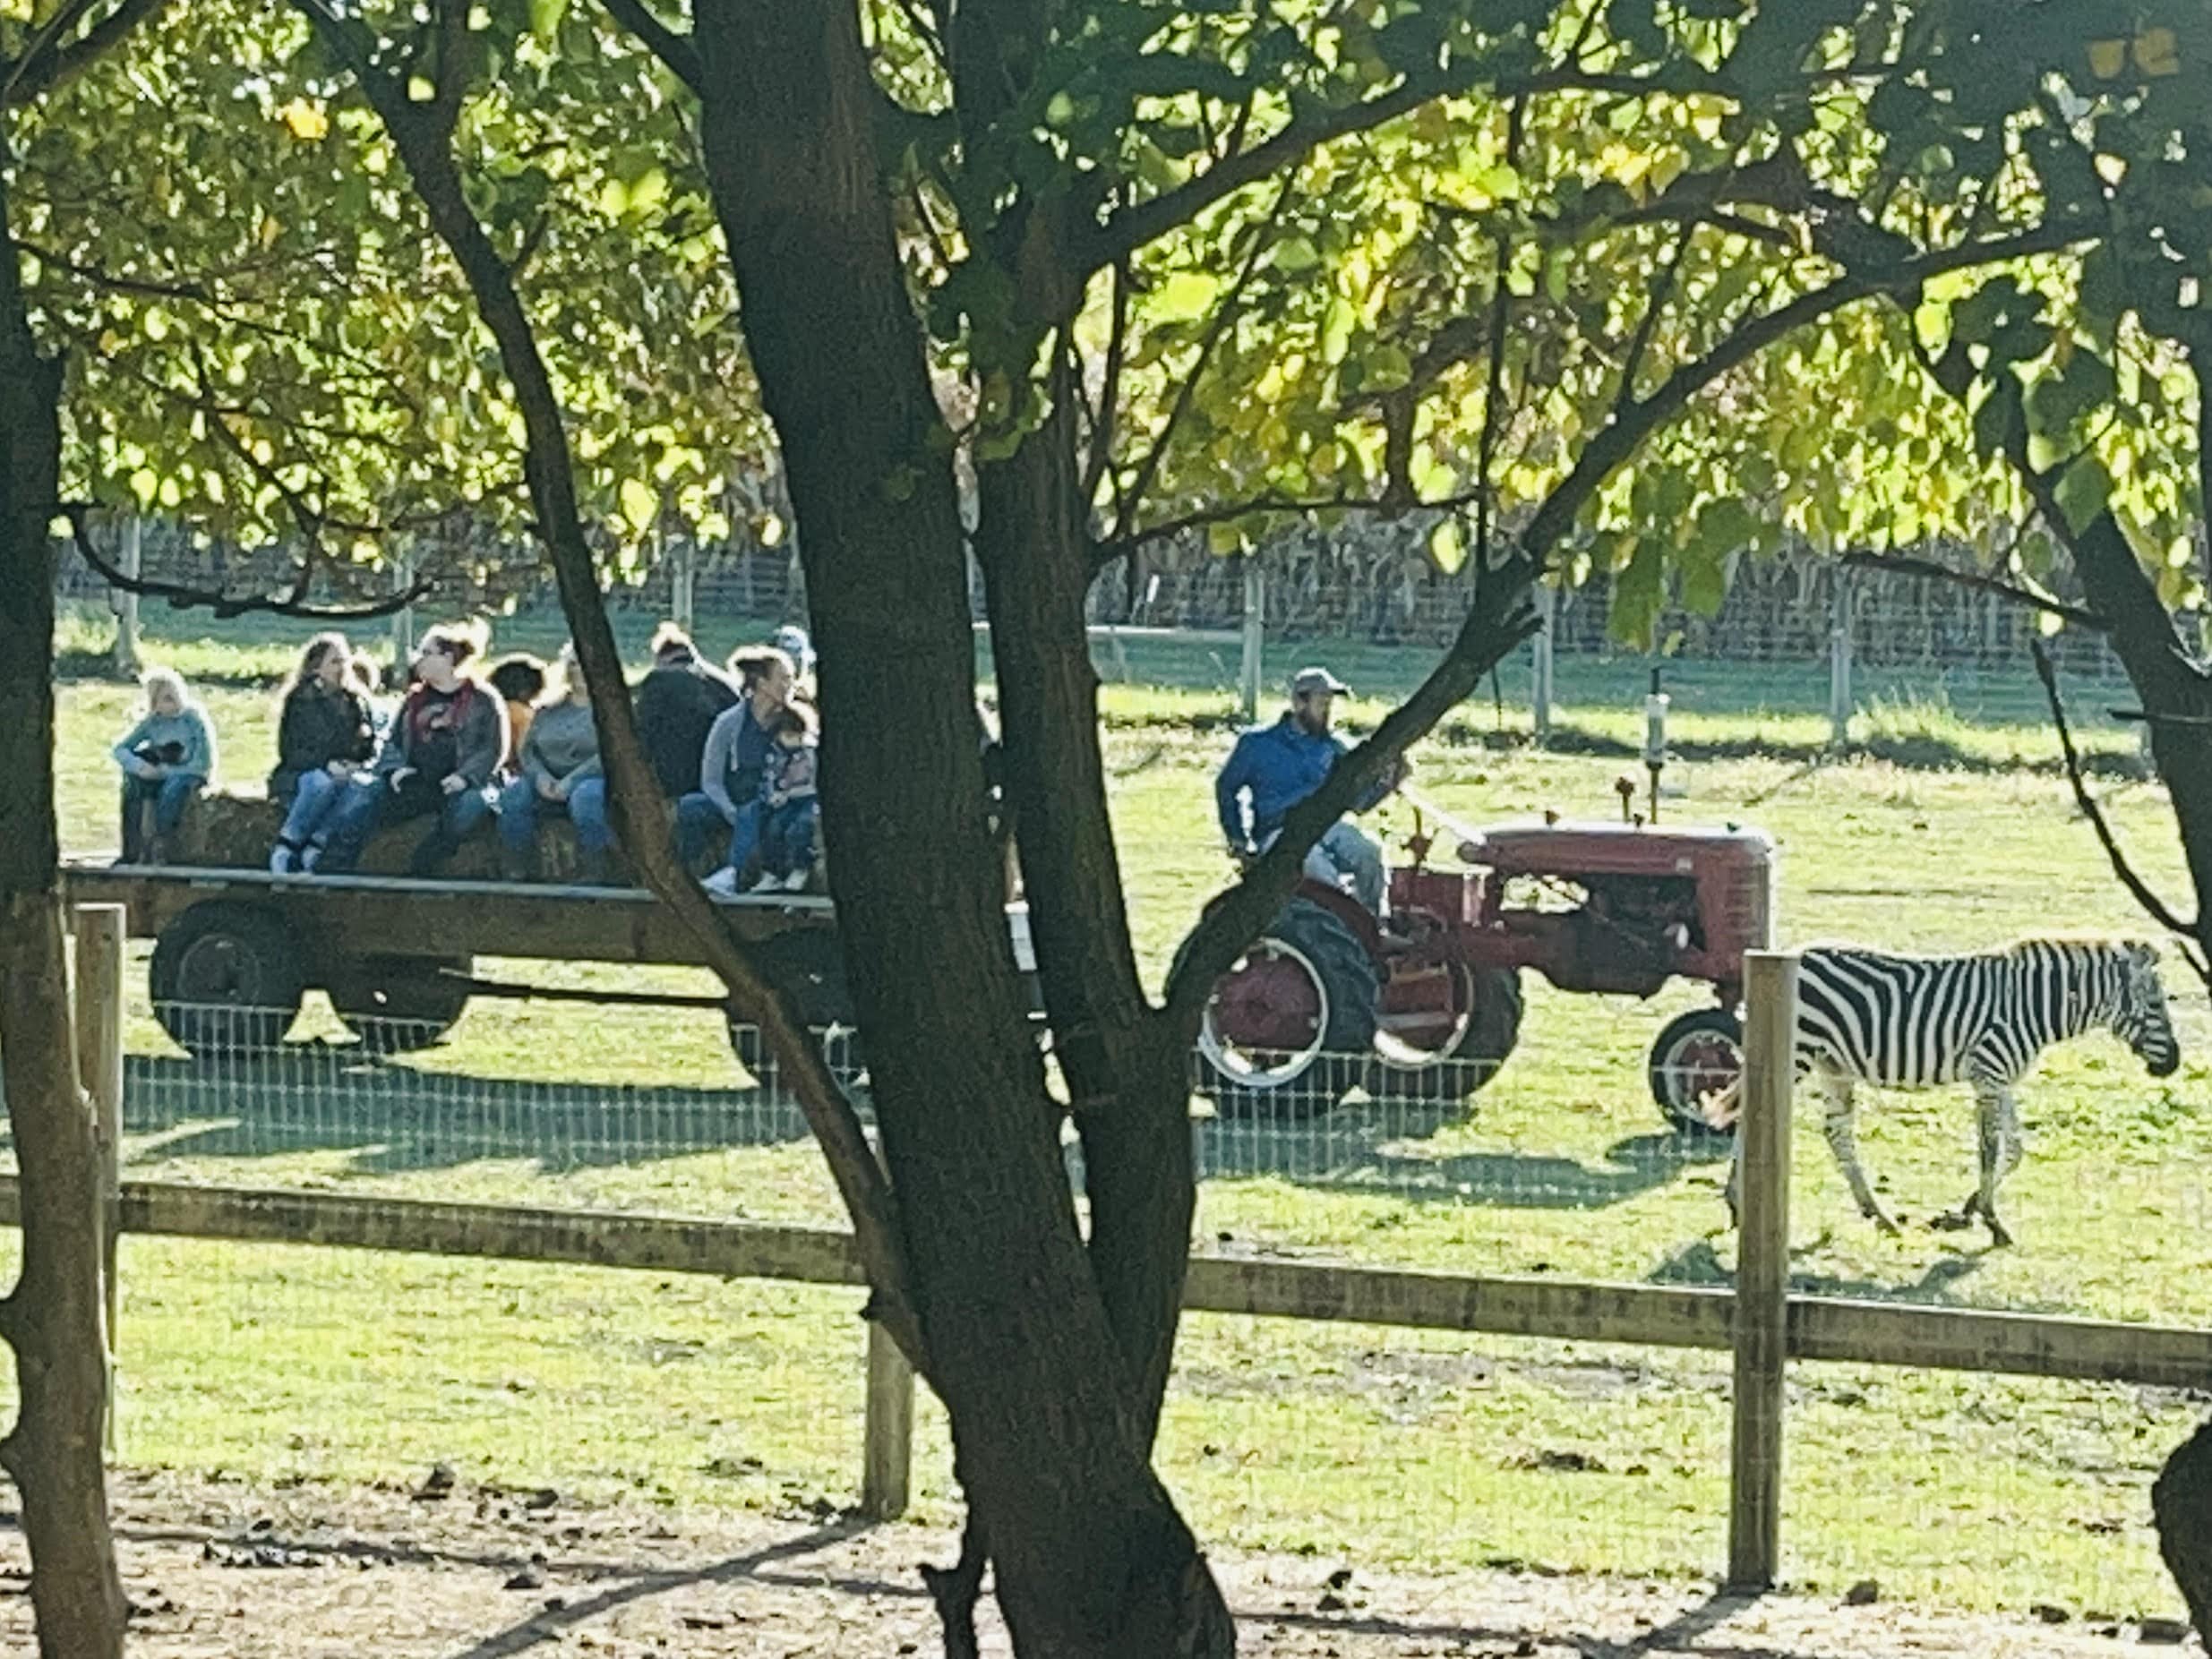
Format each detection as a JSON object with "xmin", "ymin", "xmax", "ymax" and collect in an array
[
  {"xmin": 112, "ymin": 1048, "xmax": 816, "ymax": 1176},
  {"xmin": 1196, "ymin": 1106, "xmax": 1731, "ymax": 1211},
  {"xmin": 1649, "ymin": 1234, "xmax": 2000, "ymax": 1306}
]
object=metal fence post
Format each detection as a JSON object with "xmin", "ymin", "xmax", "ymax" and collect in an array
[
  {"xmin": 1531, "ymin": 582, "xmax": 1556, "ymax": 745},
  {"xmin": 390, "ymin": 550, "xmax": 417, "ymax": 664},
  {"xmin": 1239, "ymin": 560, "xmax": 1265, "ymax": 723},
  {"xmin": 1729, "ymin": 948, "xmax": 1798, "ymax": 1592},
  {"xmin": 72, "ymin": 903, "xmax": 126, "ymax": 1451},
  {"xmin": 1827, "ymin": 569, "xmax": 1854, "ymax": 749},
  {"xmin": 861, "ymin": 1318, "xmax": 914, "ymax": 1520},
  {"xmin": 670, "ymin": 532, "xmax": 697, "ymax": 635},
  {"xmin": 111, "ymin": 515, "xmax": 142, "ymax": 680}
]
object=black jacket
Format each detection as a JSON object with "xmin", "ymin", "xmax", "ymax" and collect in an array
[
  {"xmin": 270, "ymin": 682, "xmax": 375, "ymax": 801},
  {"xmin": 634, "ymin": 654, "xmax": 740, "ymax": 800}
]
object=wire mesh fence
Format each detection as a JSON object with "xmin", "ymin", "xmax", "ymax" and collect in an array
[{"xmin": 2, "ymin": 959, "xmax": 2205, "ymax": 1622}]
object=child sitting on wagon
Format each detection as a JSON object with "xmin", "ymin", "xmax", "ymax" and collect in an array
[{"xmin": 750, "ymin": 703, "xmax": 819, "ymax": 894}]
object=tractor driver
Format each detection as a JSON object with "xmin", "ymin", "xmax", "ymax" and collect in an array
[{"xmin": 1216, "ymin": 665, "xmax": 1402, "ymax": 916}]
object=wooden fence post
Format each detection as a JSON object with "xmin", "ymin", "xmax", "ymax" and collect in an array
[
  {"xmin": 861, "ymin": 1317, "xmax": 914, "ymax": 1521},
  {"xmin": 1530, "ymin": 582, "xmax": 1556, "ymax": 746},
  {"xmin": 1239, "ymin": 560, "xmax": 1265, "ymax": 724},
  {"xmin": 72, "ymin": 903, "xmax": 126, "ymax": 1450},
  {"xmin": 1728, "ymin": 948, "xmax": 1798, "ymax": 1593},
  {"xmin": 112, "ymin": 515, "xmax": 142, "ymax": 680}
]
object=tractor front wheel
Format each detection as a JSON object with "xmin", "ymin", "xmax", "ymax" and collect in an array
[
  {"xmin": 1649, "ymin": 1007, "xmax": 1743, "ymax": 1136},
  {"xmin": 1192, "ymin": 899, "xmax": 1380, "ymax": 1122}
]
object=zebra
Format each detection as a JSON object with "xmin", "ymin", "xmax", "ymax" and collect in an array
[{"xmin": 1711, "ymin": 938, "xmax": 2181, "ymax": 1247}]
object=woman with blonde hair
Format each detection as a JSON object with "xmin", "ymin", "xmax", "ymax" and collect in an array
[
  {"xmin": 113, "ymin": 666, "xmax": 217, "ymax": 863},
  {"xmin": 269, "ymin": 632, "xmax": 376, "ymax": 873},
  {"xmin": 497, "ymin": 644, "xmax": 613, "ymax": 882}
]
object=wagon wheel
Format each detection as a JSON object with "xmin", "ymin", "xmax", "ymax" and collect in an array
[
  {"xmin": 150, "ymin": 902, "xmax": 304, "ymax": 1058},
  {"xmin": 726, "ymin": 930, "xmax": 867, "ymax": 1097},
  {"xmin": 1366, "ymin": 963, "xmax": 1524, "ymax": 1106},
  {"xmin": 1649, "ymin": 1007, "xmax": 1743, "ymax": 1137},
  {"xmin": 327, "ymin": 955, "xmax": 473, "ymax": 1054},
  {"xmin": 1190, "ymin": 899, "xmax": 1379, "ymax": 1122}
]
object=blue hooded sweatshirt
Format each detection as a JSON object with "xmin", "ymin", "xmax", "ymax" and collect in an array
[{"xmin": 1215, "ymin": 714, "xmax": 1388, "ymax": 848}]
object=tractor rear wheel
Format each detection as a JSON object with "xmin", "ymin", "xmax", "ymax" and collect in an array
[
  {"xmin": 1649, "ymin": 1007, "xmax": 1743, "ymax": 1136},
  {"xmin": 1191, "ymin": 899, "xmax": 1379, "ymax": 1121},
  {"xmin": 1367, "ymin": 963, "xmax": 1523, "ymax": 1105}
]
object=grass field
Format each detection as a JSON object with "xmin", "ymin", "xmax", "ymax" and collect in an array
[{"xmin": 13, "ymin": 602, "xmax": 2211, "ymax": 1620}]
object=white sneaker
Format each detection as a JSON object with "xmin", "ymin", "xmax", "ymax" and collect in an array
[
  {"xmin": 269, "ymin": 845, "xmax": 295, "ymax": 875},
  {"xmin": 702, "ymin": 867, "xmax": 740, "ymax": 895},
  {"xmin": 781, "ymin": 869, "xmax": 810, "ymax": 893},
  {"xmin": 749, "ymin": 874, "xmax": 784, "ymax": 894},
  {"xmin": 300, "ymin": 843, "xmax": 323, "ymax": 872}
]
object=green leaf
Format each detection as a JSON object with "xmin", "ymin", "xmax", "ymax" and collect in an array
[
  {"xmin": 2053, "ymin": 455, "xmax": 2114, "ymax": 534},
  {"xmin": 1152, "ymin": 270, "xmax": 1222, "ymax": 323},
  {"xmin": 618, "ymin": 476, "xmax": 657, "ymax": 535},
  {"xmin": 529, "ymin": 0, "xmax": 568, "ymax": 40},
  {"xmin": 1428, "ymin": 518, "xmax": 1466, "ymax": 573}
]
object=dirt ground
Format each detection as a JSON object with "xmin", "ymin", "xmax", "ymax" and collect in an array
[{"xmin": 0, "ymin": 1472, "xmax": 2199, "ymax": 1657}]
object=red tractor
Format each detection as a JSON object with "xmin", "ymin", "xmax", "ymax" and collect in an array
[{"xmin": 1190, "ymin": 809, "xmax": 1778, "ymax": 1127}]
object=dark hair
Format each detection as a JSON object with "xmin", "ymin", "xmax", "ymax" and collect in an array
[
  {"xmin": 418, "ymin": 622, "xmax": 487, "ymax": 668},
  {"xmin": 279, "ymin": 632, "xmax": 350, "ymax": 702},
  {"xmin": 768, "ymin": 701, "xmax": 818, "ymax": 741},
  {"xmin": 727, "ymin": 645, "xmax": 796, "ymax": 693},
  {"xmin": 649, "ymin": 622, "xmax": 696, "ymax": 660},
  {"xmin": 348, "ymin": 655, "xmax": 382, "ymax": 696},
  {"xmin": 485, "ymin": 654, "xmax": 548, "ymax": 705}
]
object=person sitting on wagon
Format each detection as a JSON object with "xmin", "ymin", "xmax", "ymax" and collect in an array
[
  {"xmin": 497, "ymin": 645, "xmax": 613, "ymax": 883},
  {"xmin": 633, "ymin": 622, "xmax": 738, "ymax": 801},
  {"xmin": 750, "ymin": 702, "xmax": 820, "ymax": 893},
  {"xmin": 1215, "ymin": 665, "xmax": 1401, "ymax": 916},
  {"xmin": 320, "ymin": 624, "xmax": 505, "ymax": 876},
  {"xmin": 269, "ymin": 632, "xmax": 376, "ymax": 874},
  {"xmin": 112, "ymin": 666, "xmax": 217, "ymax": 865},
  {"xmin": 678, "ymin": 645, "xmax": 793, "ymax": 890},
  {"xmin": 484, "ymin": 653, "xmax": 547, "ymax": 782}
]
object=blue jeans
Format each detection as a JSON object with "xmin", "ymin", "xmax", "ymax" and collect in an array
[
  {"xmin": 675, "ymin": 791, "xmax": 762, "ymax": 877},
  {"xmin": 322, "ymin": 774, "xmax": 493, "ymax": 875},
  {"xmin": 121, "ymin": 772, "xmax": 203, "ymax": 856},
  {"xmin": 1262, "ymin": 819, "xmax": 1387, "ymax": 914},
  {"xmin": 499, "ymin": 776, "xmax": 613, "ymax": 854},
  {"xmin": 675, "ymin": 791, "xmax": 728, "ymax": 868},
  {"xmin": 759, "ymin": 799, "xmax": 819, "ymax": 877},
  {"xmin": 276, "ymin": 767, "xmax": 349, "ymax": 853}
]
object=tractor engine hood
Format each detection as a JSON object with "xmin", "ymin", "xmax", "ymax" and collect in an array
[{"xmin": 1456, "ymin": 821, "xmax": 1777, "ymax": 878}]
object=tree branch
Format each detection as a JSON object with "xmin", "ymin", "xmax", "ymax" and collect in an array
[
  {"xmin": 599, "ymin": 0, "xmax": 705, "ymax": 98},
  {"xmin": 2031, "ymin": 639, "xmax": 2203, "ymax": 952},
  {"xmin": 291, "ymin": 0, "xmax": 925, "ymax": 1370},
  {"xmin": 62, "ymin": 505, "xmax": 434, "ymax": 620},
  {"xmin": 1, "ymin": 0, "xmax": 161, "ymax": 109},
  {"xmin": 1842, "ymin": 550, "xmax": 2108, "ymax": 631},
  {"xmin": 1080, "ymin": 253, "xmax": 1129, "ymax": 510},
  {"xmin": 1105, "ymin": 174, "xmax": 1293, "ymax": 546}
]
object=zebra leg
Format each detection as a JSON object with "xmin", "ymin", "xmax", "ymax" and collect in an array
[
  {"xmin": 1975, "ymin": 1083, "xmax": 2023, "ymax": 1248},
  {"xmin": 1819, "ymin": 1076, "xmax": 1898, "ymax": 1234}
]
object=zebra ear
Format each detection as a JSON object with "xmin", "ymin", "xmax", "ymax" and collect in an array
[{"xmin": 2127, "ymin": 941, "xmax": 2161, "ymax": 967}]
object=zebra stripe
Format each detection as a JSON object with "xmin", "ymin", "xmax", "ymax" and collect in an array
[{"xmin": 1794, "ymin": 938, "xmax": 2177, "ymax": 1091}]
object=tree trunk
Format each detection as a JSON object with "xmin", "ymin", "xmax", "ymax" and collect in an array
[
  {"xmin": 0, "ymin": 167, "xmax": 129, "ymax": 1659},
  {"xmin": 2155, "ymin": 1417, "xmax": 2212, "ymax": 1643},
  {"xmin": 973, "ymin": 371, "xmax": 1197, "ymax": 1446},
  {"xmin": 689, "ymin": 7, "xmax": 1231, "ymax": 1652}
]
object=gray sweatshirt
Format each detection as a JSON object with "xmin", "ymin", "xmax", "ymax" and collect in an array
[
  {"xmin": 517, "ymin": 700, "xmax": 603, "ymax": 791},
  {"xmin": 114, "ymin": 707, "xmax": 217, "ymax": 780}
]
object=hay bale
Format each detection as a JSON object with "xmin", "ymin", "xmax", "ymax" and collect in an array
[{"xmin": 166, "ymin": 786, "xmax": 595, "ymax": 882}]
